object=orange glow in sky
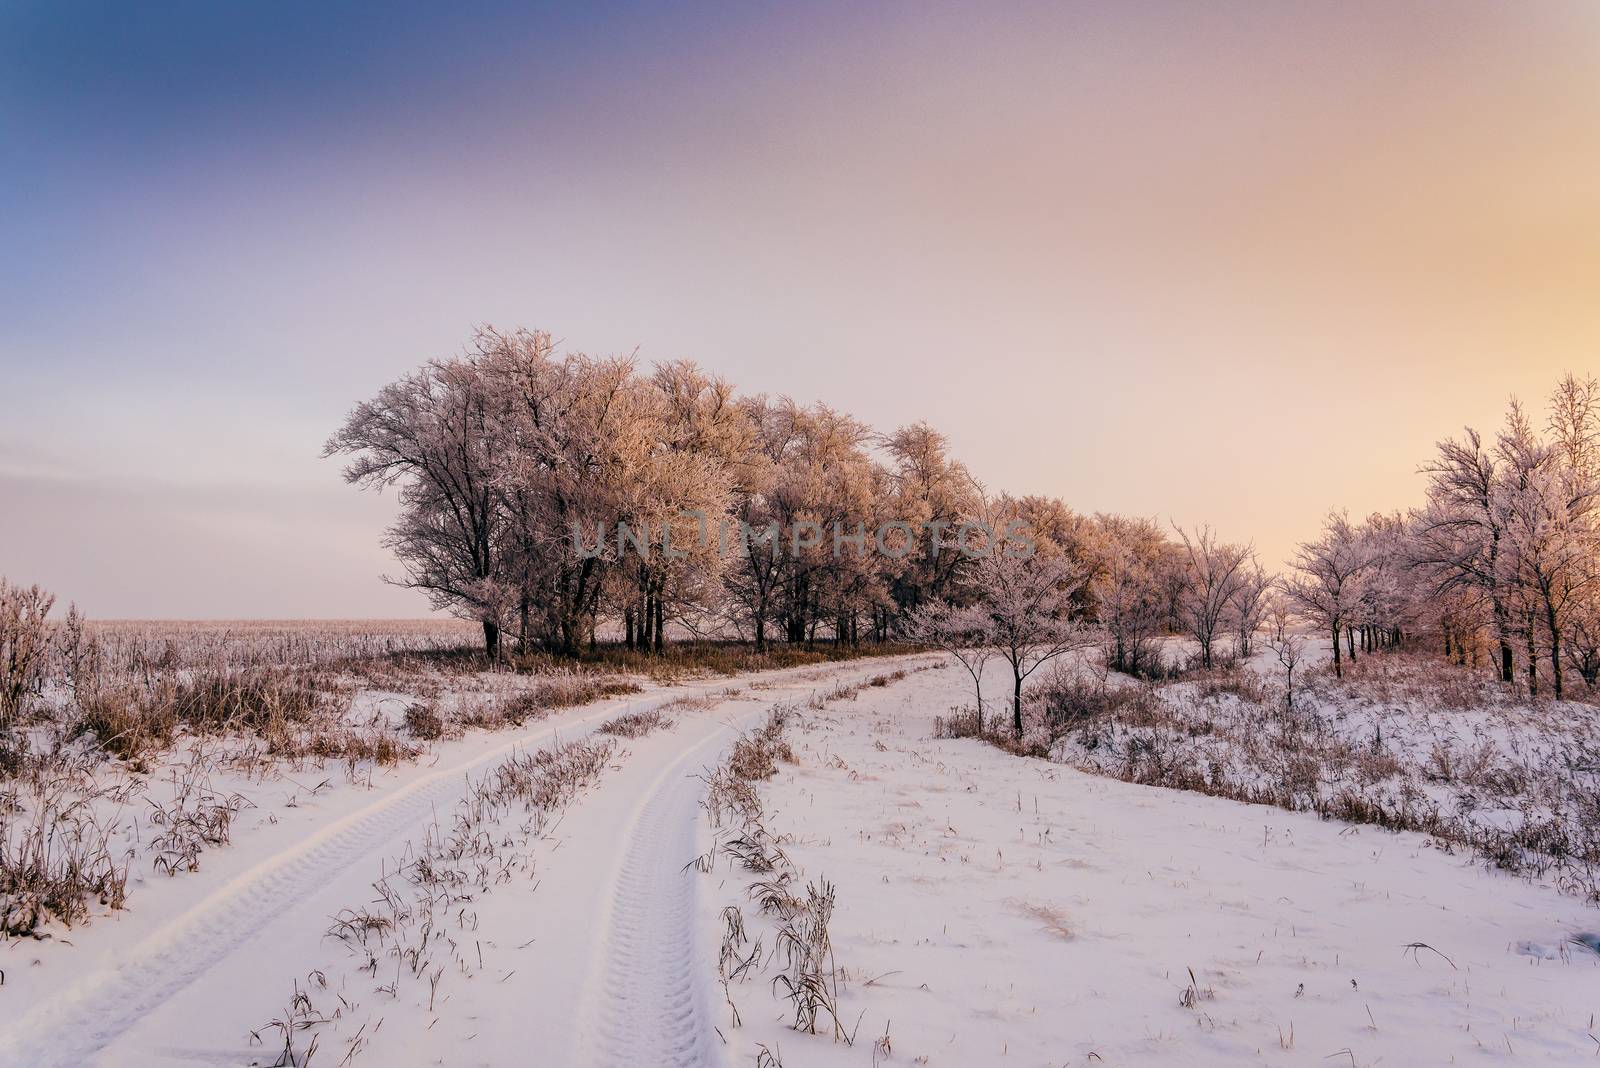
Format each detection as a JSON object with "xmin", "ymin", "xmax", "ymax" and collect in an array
[{"xmin": 2, "ymin": 2, "xmax": 1598, "ymax": 614}]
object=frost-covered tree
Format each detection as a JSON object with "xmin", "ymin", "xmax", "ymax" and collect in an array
[
  {"xmin": 325, "ymin": 347, "xmax": 511, "ymax": 658},
  {"xmin": 770, "ymin": 402, "xmax": 879, "ymax": 645},
  {"xmin": 1496, "ymin": 401, "xmax": 1599, "ymax": 699},
  {"xmin": 884, "ymin": 422, "xmax": 980, "ymax": 614},
  {"xmin": 1353, "ymin": 512, "xmax": 1417, "ymax": 652},
  {"xmin": 1414, "ymin": 427, "xmax": 1516, "ymax": 683},
  {"xmin": 1263, "ymin": 589, "xmax": 1294, "ymax": 645},
  {"xmin": 720, "ymin": 396, "xmax": 792, "ymax": 651},
  {"xmin": 1565, "ymin": 598, "xmax": 1600, "ymax": 690},
  {"xmin": 717, "ymin": 397, "xmax": 887, "ymax": 649},
  {"xmin": 1174, "ymin": 526, "xmax": 1251, "ymax": 670},
  {"xmin": 481, "ymin": 332, "xmax": 650, "ymax": 656},
  {"xmin": 1549, "ymin": 373, "xmax": 1600, "ymax": 486},
  {"xmin": 611, "ymin": 360, "xmax": 745, "ymax": 653},
  {"xmin": 1285, "ymin": 511, "xmax": 1370, "ymax": 678},
  {"xmin": 1548, "ymin": 373, "xmax": 1600, "ymax": 691},
  {"xmin": 968, "ymin": 505, "xmax": 1100, "ymax": 736},
  {"xmin": 328, "ymin": 328, "xmax": 659, "ymax": 658},
  {"xmin": 1092, "ymin": 515, "xmax": 1172, "ymax": 675}
]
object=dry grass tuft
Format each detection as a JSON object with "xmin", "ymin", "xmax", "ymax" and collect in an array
[
  {"xmin": 727, "ymin": 708, "xmax": 798, "ymax": 781},
  {"xmin": 597, "ymin": 707, "xmax": 673, "ymax": 738},
  {"xmin": 773, "ymin": 877, "xmax": 848, "ymax": 1040},
  {"xmin": 1011, "ymin": 899, "xmax": 1073, "ymax": 940}
]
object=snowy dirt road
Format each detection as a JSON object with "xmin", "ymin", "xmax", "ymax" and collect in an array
[{"xmin": 0, "ymin": 657, "xmax": 911, "ymax": 1068}]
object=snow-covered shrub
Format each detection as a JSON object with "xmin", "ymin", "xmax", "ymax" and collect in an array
[
  {"xmin": 931, "ymin": 706, "xmax": 986, "ymax": 739},
  {"xmin": 0, "ymin": 750, "xmax": 131, "ymax": 935},
  {"xmin": 0, "ymin": 579, "xmax": 55, "ymax": 746},
  {"xmin": 1031, "ymin": 669, "xmax": 1160, "ymax": 742},
  {"xmin": 402, "ymin": 701, "xmax": 444, "ymax": 740}
]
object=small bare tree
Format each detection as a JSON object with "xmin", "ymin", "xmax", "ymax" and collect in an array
[
  {"xmin": 1266, "ymin": 630, "xmax": 1304, "ymax": 712},
  {"xmin": 1229, "ymin": 562, "xmax": 1271, "ymax": 659},
  {"xmin": 904, "ymin": 600, "xmax": 994, "ymax": 726},
  {"xmin": 971, "ymin": 531, "xmax": 1099, "ymax": 737},
  {"xmin": 1263, "ymin": 590, "xmax": 1294, "ymax": 645}
]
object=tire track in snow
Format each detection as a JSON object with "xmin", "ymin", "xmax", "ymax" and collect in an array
[
  {"xmin": 0, "ymin": 681, "xmax": 742, "ymax": 1068},
  {"xmin": 578, "ymin": 720, "xmax": 747, "ymax": 1068}
]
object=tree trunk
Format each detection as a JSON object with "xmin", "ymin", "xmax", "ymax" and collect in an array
[
  {"xmin": 1526, "ymin": 624, "xmax": 1538, "ymax": 697},
  {"xmin": 482, "ymin": 620, "xmax": 501, "ymax": 663},
  {"xmin": 1012, "ymin": 671, "xmax": 1024, "ymax": 737},
  {"xmin": 1544, "ymin": 599, "xmax": 1564, "ymax": 701},
  {"xmin": 1488, "ymin": 534, "xmax": 1513, "ymax": 683},
  {"xmin": 1331, "ymin": 624, "xmax": 1342, "ymax": 679}
]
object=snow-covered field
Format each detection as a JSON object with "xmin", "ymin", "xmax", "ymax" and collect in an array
[
  {"xmin": 5, "ymin": 652, "xmax": 1600, "ymax": 1066},
  {"xmin": 705, "ymin": 659, "xmax": 1600, "ymax": 1066}
]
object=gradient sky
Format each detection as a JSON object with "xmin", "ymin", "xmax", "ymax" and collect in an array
[{"xmin": 3, "ymin": 1, "xmax": 1598, "ymax": 617}]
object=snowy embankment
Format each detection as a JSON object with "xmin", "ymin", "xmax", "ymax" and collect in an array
[
  {"xmin": 1055, "ymin": 643, "xmax": 1600, "ymax": 899},
  {"xmin": 702, "ymin": 659, "xmax": 1600, "ymax": 1066}
]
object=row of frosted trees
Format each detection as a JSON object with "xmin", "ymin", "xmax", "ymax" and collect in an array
[
  {"xmin": 327, "ymin": 327, "xmax": 990, "ymax": 659},
  {"xmin": 329, "ymin": 332, "xmax": 1599, "ymax": 702},
  {"xmin": 327, "ymin": 328, "xmax": 1268, "ymax": 675},
  {"xmin": 1287, "ymin": 374, "xmax": 1600, "ymax": 698}
]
